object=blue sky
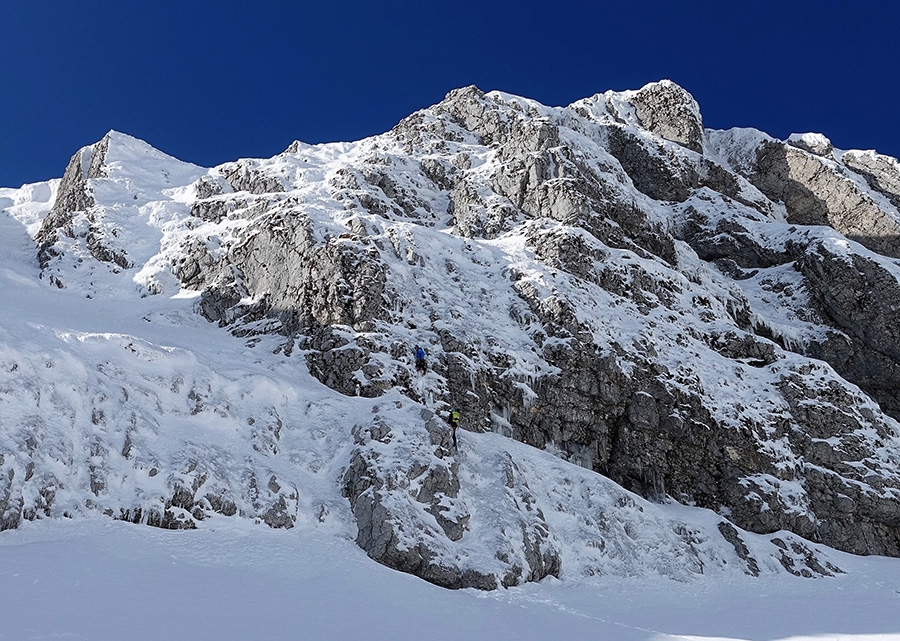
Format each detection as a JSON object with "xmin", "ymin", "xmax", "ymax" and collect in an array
[{"xmin": 3, "ymin": 1, "xmax": 899, "ymax": 187}]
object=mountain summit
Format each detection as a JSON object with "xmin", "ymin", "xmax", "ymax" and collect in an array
[{"xmin": 3, "ymin": 80, "xmax": 900, "ymax": 588}]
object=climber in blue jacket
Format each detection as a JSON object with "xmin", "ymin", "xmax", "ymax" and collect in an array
[{"xmin": 415, "ymin": 345, "xmax": 427, "ymax": 375}]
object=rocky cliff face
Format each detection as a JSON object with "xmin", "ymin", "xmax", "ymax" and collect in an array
[{"xmin": 6, "ymin": 81, "xmax": 900, "ymax": 588}]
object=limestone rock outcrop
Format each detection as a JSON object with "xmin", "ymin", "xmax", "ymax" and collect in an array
[
  {"xmin": 626, "ymin": 79, "xmax": 705, "ymax": 153},
  {"xmin": 342, "ymin": 408, "xmax": 560, "ymax": 589}
]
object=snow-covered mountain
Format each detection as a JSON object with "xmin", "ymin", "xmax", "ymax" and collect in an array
[{"xmin": 3, "ymin": 80, "xmax": 900, "ymax": 590}]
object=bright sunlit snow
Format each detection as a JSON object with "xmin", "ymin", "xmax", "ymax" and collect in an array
[{"xmin": 2, "ymin": 518, "xmax": 900, "ymax": 640}]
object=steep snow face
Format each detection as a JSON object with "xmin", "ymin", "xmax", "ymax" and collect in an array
[{"xmin": 4, "ymin": 80, "xmax": 900, "ymax": 589}]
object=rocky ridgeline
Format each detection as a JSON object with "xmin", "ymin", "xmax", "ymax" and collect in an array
[{"xmin": 10, "ymin": 80, "xmax": 900, "ymax": 587}]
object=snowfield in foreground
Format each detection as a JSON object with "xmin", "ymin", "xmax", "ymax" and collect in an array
[{"xmin": 1, "ymin": 517, "xmax": 899, "ymax": 641}]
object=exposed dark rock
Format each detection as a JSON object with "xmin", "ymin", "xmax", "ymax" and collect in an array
[
  {"xmin": 342, "ymin": 414, "xmax": 484, "ymax": 588},
  {"xmin": 342, "ymin": 412, "xmax": 559, "ymax": 589},
  {"xmin": 34, "ymin": 132, "xmax": 135, "ymax": 273},
  {"xmin": 751, "ymin": 140, "xmax": 900, "ymax": 258},
  {"xmin": 36, "ymin": 144, "xmax": 99, "ymax": 267},
  {"xmin": 770, "ymin": 537, "xmax": 842, "ymax": 577},
  {"xmin": 628, "ymin": 80, "xmax": 705, "ymax": 153},
  {"xmin": 799, "ymin": 241, "xmax": 900, "ymax": 421},
  {"xmin": 190, "ymin": 204, "xmax": 388, "ymax": 338},
  {"xmin": 787, "ymin": 133, "xmax": 834, "ymax": 157},
  {"xmin": 223, "ymin": 161, "xmax": 285, "ymax": 194},
  {"xmin": 842, "ymin": 149, "xmax": 900, "ymax": 211},
  {"xmin": 678, "ymin": 206, "xmax": 789, "ymax": 268},
  {"xmin": 718, "ymin": 521, "xmax": 760, "ymax": 576}
]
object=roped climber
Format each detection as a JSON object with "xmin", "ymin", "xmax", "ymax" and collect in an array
[
  {"xmin": 448, "ymin": 407, "xmax": 460, "ymax": 449},
  {"xmin": 415, "ymin": 345, "xmax": 427, "ymax": 375}
]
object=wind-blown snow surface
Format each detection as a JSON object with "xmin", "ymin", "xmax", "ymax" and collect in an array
[{"xmin": 2, "ymin": 518, "xmax": 899, "ymax": 640}]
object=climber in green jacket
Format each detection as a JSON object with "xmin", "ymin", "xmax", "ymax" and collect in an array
[{"xmin": 448, "ymin": 408, "xmax": 460, "ymax": 449}]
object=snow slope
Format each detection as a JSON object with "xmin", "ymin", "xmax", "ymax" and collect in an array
[{"xmin": 1, "ymin": 517, "xmax": 899, "ymax": 641}]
